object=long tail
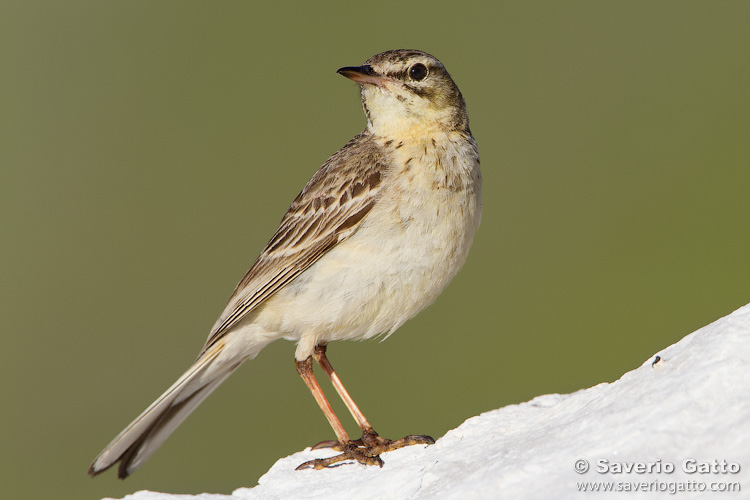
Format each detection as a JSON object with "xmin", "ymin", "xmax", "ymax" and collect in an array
[{"xmin": 89, "ymin": 337, "xmax": 249, "ymax": 478}]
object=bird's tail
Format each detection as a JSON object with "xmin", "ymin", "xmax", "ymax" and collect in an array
[{"xmin": 89, "ymin": 336, "xmax": 255, "ymax": 478}]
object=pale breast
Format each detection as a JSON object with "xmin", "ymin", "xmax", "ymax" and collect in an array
[{"xmin": 253, "ymin": 132, "xmax": 481, "ymax": 355}]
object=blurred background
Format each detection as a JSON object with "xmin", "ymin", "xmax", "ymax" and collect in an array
[{"xmin": 2, "ymin": 1, "xmax": 749, "ymax": 498}]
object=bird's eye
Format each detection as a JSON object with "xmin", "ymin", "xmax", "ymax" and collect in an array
[{"xmin": 408, "ymin": 63, "xmax": 428, "ymax": 81}]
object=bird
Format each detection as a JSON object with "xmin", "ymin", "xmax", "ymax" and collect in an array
[{"xmin": 89, "ymin": 48, "xmax": 481, "ymax": 478}]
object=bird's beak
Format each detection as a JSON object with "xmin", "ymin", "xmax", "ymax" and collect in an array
[{"xmin": 337, "ymin": 65, "xmax": 387, "ymax": 87}]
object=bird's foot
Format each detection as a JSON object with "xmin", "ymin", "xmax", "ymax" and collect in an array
[
  {"xmin": 296, "ymin": 441, "xmax": 383, "ymax": 470},
  {"xmin": 297, "ymin": 428, "xmax": 434, "ymax": 470}
]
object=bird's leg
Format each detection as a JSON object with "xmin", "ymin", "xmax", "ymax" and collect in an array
[
  {"xmin": 312, "ymin": 345, "xmax": 435, "ymax": 456},
  {"xmin": 294, "ymin": 356, "xmax": 350, "ymax": 444},
  {"xmin": 313, "ymin": 344, "xmax": 372, "ymax": 433},
  {"xmin": 294, "ymin": 356, "xmax": 383, "ymax": 470}
]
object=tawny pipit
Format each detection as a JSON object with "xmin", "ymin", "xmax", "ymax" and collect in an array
[{"xmin": 89, "ymin": 49, "xmax": 481, "ymax": 477}]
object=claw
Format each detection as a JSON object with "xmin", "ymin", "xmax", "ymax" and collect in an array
[{"xmin": 310, "ymin": 440, "xmax": 342, "ymax": 450}]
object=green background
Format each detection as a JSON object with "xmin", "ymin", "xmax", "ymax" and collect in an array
[{"xmin": 2, "ymin": 1, "xmax": 749, "ymax": 498}]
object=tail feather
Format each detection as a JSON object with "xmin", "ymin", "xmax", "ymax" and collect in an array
[{"xmin": 89, "ymin": 339, "xmax": 241, "ymax": 478}]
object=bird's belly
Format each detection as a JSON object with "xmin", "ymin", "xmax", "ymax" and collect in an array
[{"xmin": 254, "ymin": 171, "xmax": 481, "ymax": 354}]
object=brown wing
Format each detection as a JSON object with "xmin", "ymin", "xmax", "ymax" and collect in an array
[{"xmin": 200, "ymin": 133, "xmax": 387, "ymax": 355}]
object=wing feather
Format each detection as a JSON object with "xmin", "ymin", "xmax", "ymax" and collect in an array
[{"xmin": 200, "ymin": 133, "xmax": 387, "ymax": 355}]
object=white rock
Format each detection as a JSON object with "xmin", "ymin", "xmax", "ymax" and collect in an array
[{"xmin": 112, "ymin": 303, "xmax": 750, "ymax": 500}]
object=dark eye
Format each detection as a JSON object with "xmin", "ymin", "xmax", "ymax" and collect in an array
[{"xmin": 409, "ymin": 63, "xmax": 428, "ymax": 81}]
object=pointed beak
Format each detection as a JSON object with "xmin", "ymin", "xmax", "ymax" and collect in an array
[{"xmin": 337, "ymin": 65, "xmax": 386, "ymax": 87}]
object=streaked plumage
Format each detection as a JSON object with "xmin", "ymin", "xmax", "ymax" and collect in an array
[{"xmin": 204, "ymin": 133, "xmax": 387, "ymax": 354}]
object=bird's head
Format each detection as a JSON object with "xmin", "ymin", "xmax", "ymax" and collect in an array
[{"xmin": 338, "ymin": 49, "xmax": 469, "ymax": 137}]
